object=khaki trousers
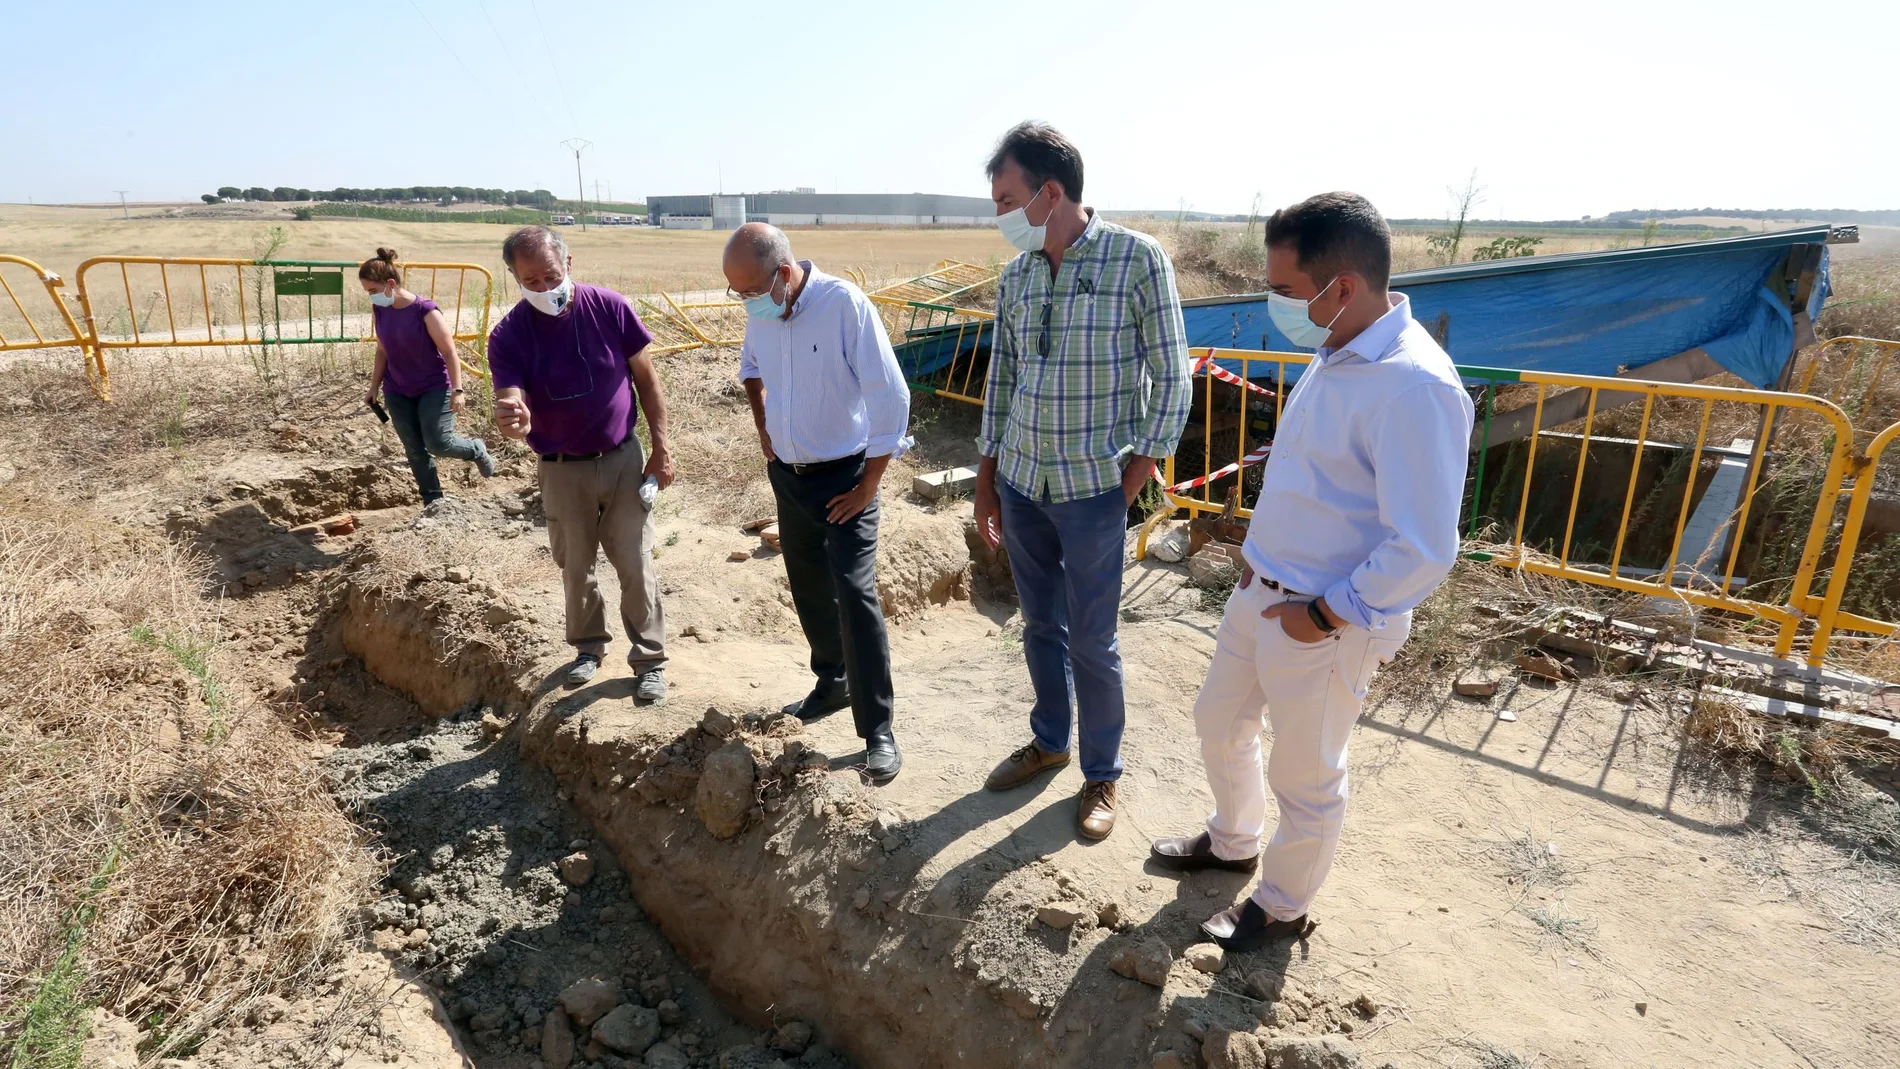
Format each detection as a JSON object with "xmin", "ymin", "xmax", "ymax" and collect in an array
[
  {"xmin": 537, "ymin": 438, "xmax": 665, "ymax": 666},
  {"xmin": 1193, "ymin": 577, "xmax": 1408, "ymax": 920}
]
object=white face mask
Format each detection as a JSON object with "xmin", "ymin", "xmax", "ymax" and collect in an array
[
  {"xmin": 367, "ymin": 288, "xmax": 396, "ymax": 308},
  {"xmin": 521, "ymin": 276, "xmax": 574, "ymax": 316},
  {"xmin": 995, "ymin": 186, "xmax": 1050, "ymax": 254}
]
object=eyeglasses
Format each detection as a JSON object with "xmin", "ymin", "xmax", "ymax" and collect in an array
[
  {"xmin": 1035, "ymin": 301, "xmax": 1052, "ymax": 358},
  {"xmin": 726, "ymin": 270, "xmax": 782, "ymax": 303}
]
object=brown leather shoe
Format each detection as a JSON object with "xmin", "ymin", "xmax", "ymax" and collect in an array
[
  {"xmin": 985, "ymin": 741, "xmax": 1071, "ymax": 791},
  {"xmin": 1077, "ymin": 780, "xmax": 1117, "ymax": 840}
]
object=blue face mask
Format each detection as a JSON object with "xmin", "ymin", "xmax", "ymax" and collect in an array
[
  {"xmin": 368, "ymin": 289, "xmax": 396, "ymax": 308},
  {"xmin": 1265, "ymin": 276, "xmax": 1344, "ymax": 349},
  {"xmin": 740, "ymin": 272, "xmax": 786, "ymax": 320}
]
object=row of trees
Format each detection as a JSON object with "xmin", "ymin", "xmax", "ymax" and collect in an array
[{"xmin": 200, "ymin": 186, "xmax": 558, "ymax": 208}]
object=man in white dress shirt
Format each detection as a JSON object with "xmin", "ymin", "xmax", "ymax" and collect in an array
[
  {"xmin": 1150, "ymin": 192, "xmax": 1475, "ymax": 950},
  {"xmin": 724, "ymin": 223, "xmax": 913, "ymax": 785}
]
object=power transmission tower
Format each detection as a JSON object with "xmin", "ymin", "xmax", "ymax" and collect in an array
[
  {"xmin": 114, "ymin": 190, "xmax": 130, "ymax": 219},
  {"xmin": 561, "ymin": 138, "xmax": 592, "ymax": 231}
]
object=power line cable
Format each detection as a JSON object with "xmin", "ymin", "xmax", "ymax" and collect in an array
[
  {"xmin": 528, "ymin": 0, "xmax": 581, "ymax": 133},
  {"xmin": 407, "ymin": 0, "xmax": 485, "ymax": 89},
  {"xmin": 476, "ymin": 0, "xmax": 518, "ymax": 68}
]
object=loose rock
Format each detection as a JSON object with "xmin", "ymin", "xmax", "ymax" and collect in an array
[
  {"xmin": 1038, "ymin": 900, "xmax": 1093, "ymax": 930},
  {"xmin": 592, "ymin": 1004, "xmax": 661, "ymax": 1055},
  {"xmin": 556, "ymin": 978, "xmax": 618, "ymax": 1027},
  {"xmin": 1203, "ymin": 1028, "xmax": 1271, "ymax": 1069},
  {"xmin": 1108, "ymin": 939, "xmax": 1173, "ymax": 987},
  {"xmin": 695, "ymin": 740, "xmax": 757, "ymax": 839},
  {"xmin": 558, "ymin": 851, "xmax": 596, "ymax": 887},
  {"xmin": 541, "ymin": 1005, "xmax": 576, "ymax": 1069},
  {"xmin": 1263, "ymin": 1034, "xmax": 1361, "ymax": 1069},
  {"xmin": 769, "ymin": 1020, "xmax": 813, "ymax": 1055},
  {"xmin": 644, "ymin": 1043, "xmax": 689, "ymax": 1069},
  {"xmin": 1185, "ymin": 942, "xmax": 1225, "ymax": 973}
]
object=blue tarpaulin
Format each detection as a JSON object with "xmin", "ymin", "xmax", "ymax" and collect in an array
[{"xmin": 1183, "ymin": 226, "xmax": 1832, "ymax": 387}]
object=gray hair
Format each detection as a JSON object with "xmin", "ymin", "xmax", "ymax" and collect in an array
[
  {"xmin": 730, "ymin": 223, "xmax": 793, "ymax": 272},
  {"xmin": 502, "ymin": 225, "xmax": 569, "ymax": 268}
]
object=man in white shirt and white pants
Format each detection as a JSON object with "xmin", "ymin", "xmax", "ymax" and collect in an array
[
  {"xmin": 1151, "ymin": 193, "xmax": 1475, "ymax": 950},
  {"xmin": 724, "ymin": 223, "xmax": 913, "ymax": 785}
]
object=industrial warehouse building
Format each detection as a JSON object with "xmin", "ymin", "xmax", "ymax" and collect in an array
[{"xmin": 647, "ymin": 191, "xmax": 994, "ymax": 229}]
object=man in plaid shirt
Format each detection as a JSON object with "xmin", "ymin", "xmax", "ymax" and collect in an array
[{"xmin": 973, "ymin": 121, "xmax": 1190, "ymax": 840}]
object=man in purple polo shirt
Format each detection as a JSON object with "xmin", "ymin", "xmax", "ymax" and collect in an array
[{"xmin": 489, "ymin": 225, "xmax": 674, "ymax": 702}]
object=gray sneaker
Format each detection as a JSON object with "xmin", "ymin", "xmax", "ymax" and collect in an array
[
  {"xmin": 474, "ymin": 445, "xmax": 499, "ymax": 478},
  {"xmin": 633, "ymin": 665, "xmax": 667, "ymax": 703},
  {"xmin": 564, "ymin": 653, "xmax": 600, "ymax": 687}
]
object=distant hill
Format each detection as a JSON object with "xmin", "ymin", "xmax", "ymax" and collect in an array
[{"xmin": 1606, "ymin": 208, "xmax": 1900, "ymax": 226}]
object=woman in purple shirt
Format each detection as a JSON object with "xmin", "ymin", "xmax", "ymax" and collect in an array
[{"xmin": 360, "ymin": 248, "xmax": 496, "ymax": 503}]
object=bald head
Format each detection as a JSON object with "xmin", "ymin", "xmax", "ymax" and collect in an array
[{"xmin": 722, "ymin": 222, "xmax": 797, "ymax": 302}]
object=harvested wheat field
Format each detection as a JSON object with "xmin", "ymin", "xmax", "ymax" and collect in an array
[{"xmin": 4, "ymin": 212, "xmax": 1900, "ymax": 1069}]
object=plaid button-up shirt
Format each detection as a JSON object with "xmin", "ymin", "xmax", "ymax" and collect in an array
[{"xmin": 976, "ymin": 211, "xmax": 1190, "ymax": 503}]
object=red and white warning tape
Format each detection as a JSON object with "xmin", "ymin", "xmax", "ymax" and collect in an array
[
  {"xmin": 1157, "ymin": 441, "xmax": 1273, "ymax": 493},
  {"xmin": 1192, "ymin": 354, "xmax": 1278, "ymax": 399}
]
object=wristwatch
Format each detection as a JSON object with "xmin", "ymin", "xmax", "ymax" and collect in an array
[{"xmin": 1306, "ymin": 599, "xmax": 1339, "ymax": 634}]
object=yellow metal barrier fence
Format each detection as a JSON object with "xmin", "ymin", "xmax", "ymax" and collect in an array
[
  {"xmin": 0, "ymin": 254, "xmax": 106, "ymax": 397},
  {"xmin": 1144, "ymin": 347, "xmax": 1874, "ymax": 667},
  {"xmin": 70, "ymin": 255, "xmax": 494, "ymax": 382}
]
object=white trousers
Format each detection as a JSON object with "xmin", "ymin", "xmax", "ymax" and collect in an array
[{"xmin": 1193, "ymin": 576, "xmax": 1409, "ymax": 920}]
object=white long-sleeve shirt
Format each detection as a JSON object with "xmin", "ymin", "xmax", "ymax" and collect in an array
[
  {"xmin": 1243, "ymin": 292, "xmax": 1475, "ymax": 630},
  {"xmin": 738, "ymin": 262, "xmax": 914, "ymax": 464}
]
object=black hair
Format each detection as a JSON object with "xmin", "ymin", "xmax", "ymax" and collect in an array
[
  {"xmin": 1265, "ymin": 192, "xmax": 1392, "ymax": 290},
  {"xmin": 985, "ymin": 121, "xmax": 1084, "ymax": 202}
]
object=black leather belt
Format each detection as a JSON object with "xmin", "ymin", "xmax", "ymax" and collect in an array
[
  {"xmin": 776, "ymin": 451, "xmax": 864, "ymax": 476},
  {"xmin": 1258, "ymin": 574, "xmax": 1309, "ymax": 598},
  {"xmin": 540, "ymin": 438, "xmax": 631, "ymax": 463}
]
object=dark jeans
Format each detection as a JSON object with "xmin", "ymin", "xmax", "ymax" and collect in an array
[
  {"xmin": 998, "ymin": 479, "xmax": 1128, "ymax": 782},
  {"xmin": 385, "ymin": 388, "xmax": 489, "ymax": 503},
  {"xmin": 767, "ymin": 454, "xmax": 895, "ymax": 740}
]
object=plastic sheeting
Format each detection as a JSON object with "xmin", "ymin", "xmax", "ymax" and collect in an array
[{"xmin": 1182, "ymin": 226, "xmax": 1833, "ymax": 387}]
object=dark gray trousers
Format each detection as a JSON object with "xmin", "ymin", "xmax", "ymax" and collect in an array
[
  {"xmin": 385, "ymin": 388, "xmax": 488, "ymax": 503},
  {"xmin": 766, "ymin": 454, "xmax": 895, "ymax": 740}
]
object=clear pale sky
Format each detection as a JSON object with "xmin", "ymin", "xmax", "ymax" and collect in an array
[{"xmin": 5, "ymin": 0, "xmax": 1894, "ymax": 218}]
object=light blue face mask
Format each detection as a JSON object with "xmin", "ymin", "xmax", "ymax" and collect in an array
[
  {"xmin": 741, "ymin": 272, "xmax": 785, "ymax": 321},
  {"xmin": 368, "ymin": 288, "xmax": 396, "ymax": 308},
  {"xmin": 1265, "ymin": 276, "xmax": 1344, "ymax": 349}
]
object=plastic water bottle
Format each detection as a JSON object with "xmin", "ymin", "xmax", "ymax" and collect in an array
[{"xmin": 638, "ymin": 475, "xmax": 659, "ymax": 508}]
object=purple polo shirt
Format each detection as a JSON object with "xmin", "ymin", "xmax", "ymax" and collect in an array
[
  {"xmin": 488, "ymin": 283, "xmax": 654, "ymax": 456},
  {"xmin": 372, "ymin": 296, "xmax": 450, "ymax": 397}
]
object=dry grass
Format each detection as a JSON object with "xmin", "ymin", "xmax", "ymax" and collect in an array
[{"xmin": 0, "ymin": 510, "xmax": 375, "ymax": 1063}]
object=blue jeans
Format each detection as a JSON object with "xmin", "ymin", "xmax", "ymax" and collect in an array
[
  {"xmin": 385, "ymin": 388, "xmax": 489, "ymax": 503},
  {"xmin": 998, "ymin": 480, "xmax": 1128, "ymax": 782}
]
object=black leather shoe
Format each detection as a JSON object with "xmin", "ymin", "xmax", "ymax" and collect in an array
[
  {"xmin": 1150, "ymin": 831, "xmax": 1259, "ymax": 874},
  {"xmin": 1200, "ymin": 899, "xmax": 1315, "ymax": 952},
  {"xmin": 783, "ymin": 682, "xmax": 851, "ymax": 721},
  {"xmin": 864, "ymin": 732, "xmax": 901, "ymax": 786}
]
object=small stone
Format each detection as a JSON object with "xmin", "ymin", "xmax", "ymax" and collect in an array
[
  {"xmin": 1635, "ymin": 1001, "xmax": 1648, "ymax": 1016},
  {"xmin": 1452, "ymin": 671, "xmax": 1501, "ymax": 698},
  {"xmin": 446, "ymin": 566, "xmax": 473, "ymax": 583},
  {"xmin": 407, "ymin": 741, "xmax": 433, "ymax": 760},
  {"xmin": 769, "ymin": 1021, "xmax": 813, "ymax": 1055},
  {"xmin": 1037, "ymin": 900, "xmax": 1092, "ymax": 930},
  {"xmin": 1350, "ymin": 993, "xmax": 1381, "ymax": 1019},
  {"xmin": 1262, "ymin": 1034, "xmax": 1361, "ymax": 1069},
  {"xmin": 1496, "ymin": 708, "xmax": 1519, "ymax": 722},
  {"xmin": 643, "ymin": 1043, "xmax": 688, "ymax": 1069},
  {"xmin": 852, "ymin": 887, "xmax": 871, "ymax": 910},
  {"xmin": 480, "ymin": 711, "xmax": 508, "ymax": 739},
  {"xmin": 1108, "ymin": 939, "xmax": 1173, "ymax": 987},
  {"xmin": 1185, "ymin": 942, "xmax": 1225, "ymax": 973},
  {"xmin": 592, "ymin": 1004, "xmax": 660, "ymax": 1055},
  {"xmin": 727, "ymin": 550, "xmax": 750, "ymax": 562},
  {"xmin": 1204, "ymin": 1028, "xmax": 1270, "ymax": 1069},
  {"xmin": 701, "ymin": 707, "xmax": 738, "ymax": 739},
  {"xmin": 428, "ymin": 844, "xmax": 455, "ymax": 870},
  {"xmin": 1516, "ymin": 649, "xmax": 1577, "ymax": 682},
  {"xmin": 1244, "ymin": 970, "xmax": 1285, "ymax": 1001},
  {"xmin": 694, "ymin": 740, "xmax": 756, "ymax": 839},
  {"xmin": 542, "ymin": 1006, "xmax": 576, "ymax": 1069},
  {"xmin": 558, "ymin": 852, "xmax": 596, "ymax": 887},
  {"xmin": 638, "ymin": 977, "xmax": 672, "ymax": 1006},
  {"xmin": 556, "ymin": 979, "xmax": 618, "ymax": 1027},
  {"xmin": 655, "ymin": 999, "xmax": 681, "ymax": 1026},
  {"xmin": 1095, "ymin": 900, "xmax": 1126, "ymax": 930}
]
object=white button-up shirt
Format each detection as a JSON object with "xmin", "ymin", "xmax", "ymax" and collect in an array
[
  {"xmin": 738, "ymin": 262, "xmax": 914, "ymax": 465},
  {"xmin": 1242, "ymin": 292, "xmax": 1475, "ymax": 630}
]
